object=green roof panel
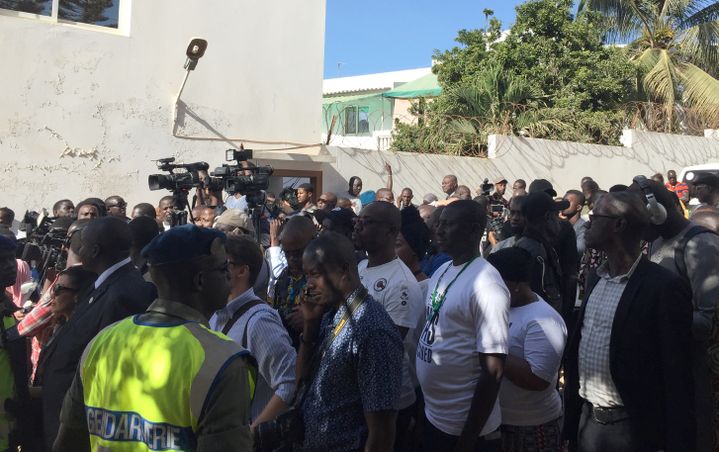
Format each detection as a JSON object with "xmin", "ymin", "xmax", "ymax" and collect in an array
[{"xmin": 382, "ymin": 73, "xmax": 442, "ymax": 99}]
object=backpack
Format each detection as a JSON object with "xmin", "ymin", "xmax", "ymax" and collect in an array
[{"xmin": 674, "ymin": 225, "xmax": 719, "ymax": 284}]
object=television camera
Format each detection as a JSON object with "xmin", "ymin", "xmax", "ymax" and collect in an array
[
  {"xmin": 147, "ymin": 157, "xmax": 217, "ymax": 226},
  {"xmin": 17, "ymin": 211, "xmax": 73, "ymax": 288}
]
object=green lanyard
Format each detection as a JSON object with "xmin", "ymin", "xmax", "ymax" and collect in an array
[{"xmin": 427, "ymin": 256, "xmax": 480, "ymax": 325}]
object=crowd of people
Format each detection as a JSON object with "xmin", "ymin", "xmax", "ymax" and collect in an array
[{"xmin": 0, "ymin": 166, "xmax": 718, "ymax": 452}]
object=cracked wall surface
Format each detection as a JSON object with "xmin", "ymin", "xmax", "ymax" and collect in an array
[{"xmin": 0, "ymin": 0, "xmax": 326, "ymax": 213}]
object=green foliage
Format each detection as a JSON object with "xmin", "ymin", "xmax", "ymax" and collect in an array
[
  {"xmin": 581, "ymin": 0, "xmax": 719, "ymax": 132},
  {"xmin": 392, "ymin": 0, "xmax": 639, "ymax": 156}
]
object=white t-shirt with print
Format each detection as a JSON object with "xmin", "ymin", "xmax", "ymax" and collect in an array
[
  {"xmin": 416, "ymin": 258, "xmax": 510, "ymax": 436},
  {"xmin": 500, "ymin": 296, "xmax": 567, "ymax": 426},
  {"xmin": 358, "ymin": 258, "xmax": 424, "ymax": 409}
]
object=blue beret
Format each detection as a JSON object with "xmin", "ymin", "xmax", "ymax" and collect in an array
[
  {"xmin": 141, "ymin": 224, "xmax": 226, "ymax": 265},
  {"xmin": 0, "ymin": 235, "xmax": 16, "ymax": 252},
  {"xmin": 359, "ymin": 190, "xmax": 376, "ymax": 206}
]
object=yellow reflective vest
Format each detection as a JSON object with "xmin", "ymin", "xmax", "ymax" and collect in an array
[
  {"xmin": 0, "ymin": 314, "xmax": 17, "ymax": 450},
  {"xmin": 81, "ymin": 316, "xmax": 254, "ymax": 451}
]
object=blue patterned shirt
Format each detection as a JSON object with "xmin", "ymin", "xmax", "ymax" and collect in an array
[{"xmin": 300, "ymin": 294, "xmax": 403, "ymax": 451}]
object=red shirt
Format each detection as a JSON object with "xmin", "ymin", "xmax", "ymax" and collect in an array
[{"xmin": 665, "ymin": 181, "xmax": 689, "ymax": 200}]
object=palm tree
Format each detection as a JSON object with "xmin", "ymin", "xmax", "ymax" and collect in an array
[
  {"xmin": 423, "ymin": 63, "xmax": 569, "ymax": 155},
  {"xmin": 579, "ymin": 0, "xmax": 719, "ymax": 130}
]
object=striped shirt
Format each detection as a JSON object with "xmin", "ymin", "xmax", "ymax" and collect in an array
[{"xmin": 210, "ymin": 289, "xmax": 296, "ymax": 420}]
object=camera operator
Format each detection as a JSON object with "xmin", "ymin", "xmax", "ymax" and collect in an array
[
  {"xmin": 75, "ymin": 200, "xmax": 101, "ymax": 220},
  {"xmin": 491, "ymin": 178, "xmax": 510, "ymax": 208},
  {"xmin": 52, "ymin": 200, "xmax": 75, "ymax": 219},
  {"xmin": 157, "ymin": 195, "xmax": 176, "ymax": 231},
  {"xmin": 224, "ymin": 160, "xmax": 256, "ymax": 212},
  {"xmin": 486, "ymin": 201, "xmax": 509, "ymax": 251},
  {"xmin": 295, "ymin": 232, "xmax": 403, "ymax": 451}
]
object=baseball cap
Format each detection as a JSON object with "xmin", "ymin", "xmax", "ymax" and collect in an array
[
  {"xmin": 141, "ymin": 224, "xmax": 226, "ymax": 265},
  {"xmin": 316, "ymin": 207, "xmax": 357, "ymax": 232},
  {"xmin": 215, "ymin": 209, "xmax": 255, "ymax": 235},
  {"xmin": 528, "ymin": 179, "xmax": 557, "ymax": 197},
  {"xmin": 691, "ymin": 173, "xmax": 719, "ymax": 188},
  {"xmin": 522, "ymin": 192, "xmax": 570, "ymax": 221},
  {"xmin": 495, "ymin": 178, "xmax": 508, "ymax": 185}
]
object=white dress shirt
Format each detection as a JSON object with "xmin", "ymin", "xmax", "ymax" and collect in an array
[{"xmin": 94, "ymin": 257, "xmax": 132, "ymax": 289}]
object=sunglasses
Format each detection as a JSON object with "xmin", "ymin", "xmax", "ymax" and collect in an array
[{"xmin": 53, "ymin": 284, "xmax": 80, "ymax": 296}]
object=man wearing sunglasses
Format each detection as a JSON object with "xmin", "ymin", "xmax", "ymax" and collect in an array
[
  {"xmin": 316, "ymin": 192, "xmax": 337, "ymax": 212},
  {"xmin": 104, "ymin": 195, "xmax": 128, "ymax": 221},
  {"xmin": 55, "ymin": 225, "xmax": 254, "ymax": 451},
  {"xmin": 39, "ymin": 217, "xmax": 156, "ymax": 450}
]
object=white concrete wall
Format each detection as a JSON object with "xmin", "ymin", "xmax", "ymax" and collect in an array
[
  {"xmin": 324, "ymin": 129, "xmax": 719, "ymax": 199},
  {"xmin": 0, "ymin": 0, "xmax": 325, "ymax": 212}
]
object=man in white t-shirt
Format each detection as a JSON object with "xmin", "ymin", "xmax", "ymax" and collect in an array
[
  {"xmin": 416, "ymin": 200, "xmax": 509, "ymax": 452},
  {"xmin": 353, "ymin": 201, "xmax": 424, "ymax": 448}
]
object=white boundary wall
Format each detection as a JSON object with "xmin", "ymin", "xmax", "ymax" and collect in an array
[{"xmin": 324, "ymin": 130, "xmax": 719, "ymax": 198}]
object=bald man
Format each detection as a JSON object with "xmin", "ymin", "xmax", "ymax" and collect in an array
[
  {"xmin": 352, "ymin": 201, "xmax": 424, "ymax": 442},
  {"xmin": 316, "ymin": 192, "xmax": 338, "ymax": 212},
  {"xmin": 376, "ymin": 188, "xmax": 395, "ymax": 204}
]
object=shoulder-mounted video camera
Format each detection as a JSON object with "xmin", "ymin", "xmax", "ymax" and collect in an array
[
  {"xmin": 211, "ymin": 148, "xmax": 273, "ymax": 199},
  {"xmin": 148, "ymin": 158, "xmax": 210, "ymax": 192}
]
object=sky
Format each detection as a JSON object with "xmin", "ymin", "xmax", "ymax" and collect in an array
[{"xmin": 323, "ymin": 0, "xmax": 526, "ymax": 79}]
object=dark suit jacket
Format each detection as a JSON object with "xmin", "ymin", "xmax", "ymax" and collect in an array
[
  {"xmin": 37, "ymin": 262, "xmax": 156, "ymax": 449},
  {"xmin": 563, "ymin": 257, "xmax": 695, "ymax": 451}
]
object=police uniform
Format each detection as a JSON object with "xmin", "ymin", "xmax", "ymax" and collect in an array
[
  {"xmin": 0, "ymin": 295, "xmax": 18, "ymax": 450},
  {"xmin": 59, "ymin": 226, "xmax": 254, "ymax": 451}
]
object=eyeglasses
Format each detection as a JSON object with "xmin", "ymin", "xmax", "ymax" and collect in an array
[{"xmin": 53, "ymin": 284, "xmax": 80, "ymax": 296}]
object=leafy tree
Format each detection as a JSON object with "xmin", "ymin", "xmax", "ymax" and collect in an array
[
  {"xmin": 580, "ymin": 0, "xmax": 719, "ymax": 130},
  {"xmin": 392, "ymin": 0, "xmax": 638, "ymax": 155}
]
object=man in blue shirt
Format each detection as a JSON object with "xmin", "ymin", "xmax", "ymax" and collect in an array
[{"xmin": 297, "ymin": 232, "xmax": 403, "ymax": 451}]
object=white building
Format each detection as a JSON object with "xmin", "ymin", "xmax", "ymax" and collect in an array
[
  {"xmin": 0, "ymin": 0, "xmax": 327, "ymax": 211},
  {"xmin": 322, "ymin": 67, "xmax": 440, "ymax": 151}
]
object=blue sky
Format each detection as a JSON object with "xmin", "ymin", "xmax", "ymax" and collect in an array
[{"xmin": 324, "ymin": 0, "xmax": 526, "ymax": 78}]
